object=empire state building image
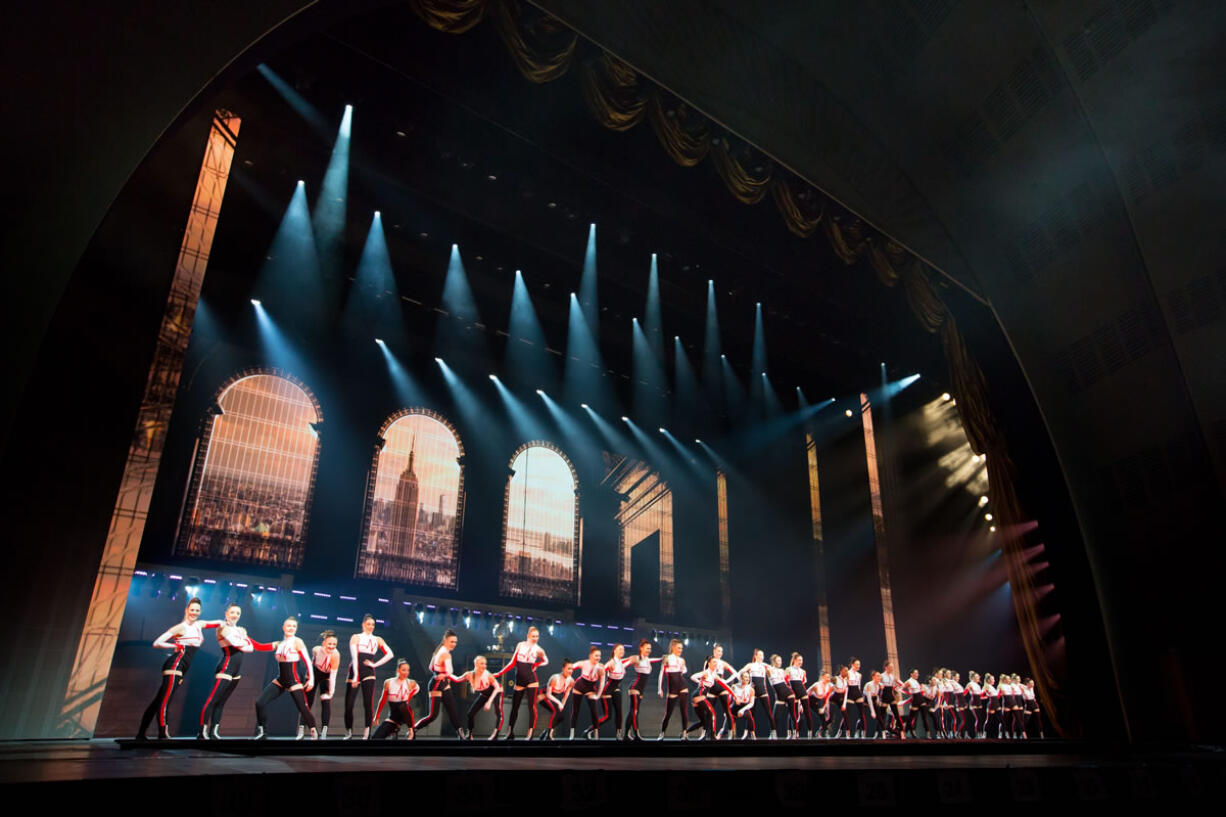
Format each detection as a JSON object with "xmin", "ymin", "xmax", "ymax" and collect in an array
[{"xmin": 388, "ymin": 438, "xmax": 420, "ymax": 559}]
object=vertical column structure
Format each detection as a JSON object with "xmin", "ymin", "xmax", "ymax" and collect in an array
[
  {"xmin": 860, "ymin": 392, "xmax": 900, "ymax": 673},
  {"xmin": 805, "ymin": 433, "xmax": 832, "ymax": 673},
  {"xmin": 715, "ymin": 470, "xmax": 731, "ymax": 629},
  {"xmin": 58, "ymin": 111, "xmax": 241, "ymax": 737}
]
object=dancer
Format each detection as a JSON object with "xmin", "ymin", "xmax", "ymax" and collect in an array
[
  {"xmin": 880, "ymin": 660, "xmax": 902, "ymax": 738},
  {"xmin": 371, "ymin": 659, "xmax": 419, "ymax": 739},
  {"xmin": 844, "ymin": 657, "xmax": 866, "ymax": 738},
  {"xmin": 657, "ymin": 639, "xmax": 692, "ymax": 739},
  {"xmin": 453, "ymin": 656, "xmax": 504, "ymax": 740},
  {"xmin": 601, "ymin": 644, "xmax": 629, "ymax": 740},
  {"xmin": 413, "ymin": 629, "xmax": 465, "ymax": 737},
  {"xmin": 199, "ymin": 602, "xmax": 272, "ymax": 739},
  {"xmin": 863, "ymin": 670, "xmax": 882, "ymax": 738},
  {"xmin": 1023, "ymin": 678, "xmax": 1044, "ymax": 738},
  {"xmin": 786, "ymin": 653, "xmax": 811, "ymax": 738},
  {"xmin": 136, "ymin": 597, "xmax": 221, "ymax": 740},
  {"xmin": 982, "ymin": 673, "xmax": 999, "ymax": 739},
  {"xmin": 686, "ymin": 656, "xmax": 731, "ymax": 740},
  {"xmin": 301, "ymin": 631, "xmax": 340, "ymax": 739},
  {"xmin": 254, "ymin": 616, "xmax": 316, "ymax": 739},
  {"xmin": 965, "ymin": 671, "xmax": 984, "ymax": 739},
  {"xmin": 535, "ymin": 658, "xmax": 575, "ymax": 740},
  {"xmin": 732, "ymin": 671, "xmax": 757, "ymax": 740},
  {"xmin": 902, "ymin": 669, "xmax": 923, "ymax": 738},
  {"xmin": 343, "ymin": 615, "xmax": 393, "ymax": 740},
  {"xmin": 498, "ymin": 625, "xmax": 547, "ymax": 739},
  {"xmin": 1010, "ymin": 673, "xmax": 1027, "ymax": 738},
  {"xmin": 709, "ymin": 643, "xmax": 738, "ymax": 739},
  {"xmin": 767, "ymin": 654, "xmax": 795, "ymax": 739},
  {"xmin": 568, "ymin": 646, "xmax": 607, "ymax": 740},
  {"xmin": 807, "ymin": 672, "xmax": 835, "ymax": 738},
  {"xmin": 622, "ymin": 639, "xmax": 659, "ymax": 741},
  {"xmin": 737, "ymin": 649, "xmax": 775, "ymax": 738},
  {"xmin": 951, "ymin": 670, "xmax": 967, "ymax": 738}
]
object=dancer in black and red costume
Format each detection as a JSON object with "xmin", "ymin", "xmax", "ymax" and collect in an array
[
  {"xmin": 199, "ymin": 602, "xmax": 272, "ymax": 739},
  {"xmin": 621, "ymin": 639, "xmax": 659, "ymax": 741},
  {"xmin": 535, "ymin": 658, "xmax": 575, "ymax": 740},
  {"xmin": 567, "ymin": 646, "xmax": 607, "ymax": 740},
  {"xmin": 136, "ymin": 597, "xmax": 221, "ymax": 740},
  {"xmin": 657, "ymin": 639, "xmax": 692, "ymax": 739},
  {"xmin": 497, "ymin": 625, "xmax": 548, "ymax": 739},
  {"xmin": 301, "ymin": 631, "xmax": 340, "ymax": 739},
  {"xmin": 343, "ymin": 614, "xmax": 393, "ymax": 740},
  {"xmin": 371, "ymin": 659, "xmax": 419, "ymax": 739},
  {"xmin": 413, "ymin": 629, "xmax": 465, "ymax": 738},
  {"xmin": 454, "ymin": 655, "xmax": 504, "ymax": 740},
  {"xmin": 253, "ymin": 616, "xmax": 316, "ymax": 739}
]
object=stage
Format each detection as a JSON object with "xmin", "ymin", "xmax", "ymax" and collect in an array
[{"xmin": 3, "ymin": 739, "xmax": 1221, "ymax": 805}]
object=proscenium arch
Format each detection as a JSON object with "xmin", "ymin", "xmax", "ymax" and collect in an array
[
  {"xmin": 499, "ymin": 440, "xmax": 582, "ymax": 604},
  {"xmin": 356, "ymin": 407, "xmax": 467, "ymax": 589},
  {"xmin": 176, "ymin": 367, "xmax": 322, "ymax": 569}
]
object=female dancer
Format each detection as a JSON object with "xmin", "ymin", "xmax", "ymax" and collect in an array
[
  {"xmin": 786, "ymin": 653, "xmax": 811, "ymax": 738},
  {"xmin": 709, "ymin": 643, "xmax": 738, "ymax": 739},
  {"xmin": 951, "ymin": 670, "xmax": 968, "ymax": 738},
  {"xmin": 199, "ymin": 602, "xmax": 272, "ymax": 740},
  {"xmin": 863, "ymin": 670, "xmax": 882, "ymax": 738},
  {"xmin": 844, "ymin": 657, "xmax": 866, "ymax": 738},
  {"xmin": 902, "ymin": 669, "xmax": 923, "ymax": 738},
  {"xmin": 254, "ymin": 616, "xmax": 316, "ymax": 739},
  {"xmin": 737, "ymin": 649, "xmax": 775, "ymax": 739},
  {"xmin": 657, "ymin": 639, "xmax": 692, "ymax": 739},
  {"xmin": 497, "ymin": 625, "xmax": 547, "ymax": 739},
  {"xmin": 453, "ymin": 655, "xmax": 503, "ymax": 740},
  {"xmin": 622, "ymin": 639, "xmax": 659, "ymax": 741},
  {"xmin": 767, "ymin": 654, "xmax": 795, "ymax": 739},
  {"xmin": 1010, "ymin": 673, "xmax": 1027, "ymax": 738},
  {"xmin": 301, "ymin": 631, "xmax": 340, "ymax": 739},
  {"xmin": 965, "ymin": 671, "xmax": 984, "ymax": 739},
  {"xmin": 536, "ymin": 658, "xmax": 575, "ymax": 740},
  {"xmin": 1023, "ymin": 678, "xmax": 1043, "ymax": 738},
  {"xmin": 732, "ymin": 671, "xmax": 757, "ymax": 740},
  {"xmin": 981, "ymin": 673, "xmax": 999, "ymax": 739},
  {"xmin": 807, "ymin": 672, "xmax": 834, "ymax": 738},
  {"xmin": 371, "ymin": 658, "xmax": 419, "ymax": 739},
  {"xmin": 568, "ymin": 646, "xmax": 607, "ymax": 739},
  {"xmin": 601, "ymin": 644, "xmax": 629, "ymax": 740},
  {"xmin": 880, "ymin": 661, "xmax": 902, "ymax": 738},
  {"xmin": 343, "ymin": 615, "xmax": 393, "ymax": 740},
  {"xmin": 686, "ymin": 656, "xmax": 731, "ymax": 740},
  {"xmin": 136, "ymin": 597, "xmax": 221, "ymax": 740},
  {"xmin": 414, "ymin": 629, "xmax": 465, "ymax": 738}
]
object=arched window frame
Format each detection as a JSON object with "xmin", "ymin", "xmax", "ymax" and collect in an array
[
  {"xmin": 499, "ymin": 440, "xmax": 582, "ymax": 604},
  {"xmin": 175, "ymin": 367, "xmax": 323, "ymax": 569},
  {"xmin": 356, "ymin": 407, "xmax": 467, "ymax": 589}
]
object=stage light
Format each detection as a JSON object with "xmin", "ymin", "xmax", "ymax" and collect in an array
[
  {"xmin": 942, "ymin": 392, "xmax": 952, "ymax": 401},
  {"xmin": 434, "ymin": 357, "xmax": 443, "ymax": 364},
  {"xmin": 375, "ymin": 338, "xmax": 384, "ymax": 346},
  {"xmin": 297, "ymin": 180, "xmax": 304, "ymax": 187},
  {"xmin": 979, "ymin": 496, "xmax": 989, "ymax": 507},
  {"xmin": 989, "ymin": 525, "xmax": 997, "ymax": 533},
  {"xmin": 548, "ymin": 624, "xmax": 555, "ymax": 635},
  {"xmin": 621, "ymin": 416, "xmax": 629, "ymax": 422},
  {"xmin": 570, "ymin": 292, "xmax": 576, "ymax": 299},
  {"xmin": 250, "ymin": 299, "xmax": 261, "ymax": 306},
  {"xmin": 694, "ymin": 439, "xmax": 702, "ymax": 444},
  {"xmin": 658, "ymin": 428, "xmax": 667, "ymax": 433},
  {"xmin": 489, "ymin": 374, "xmax": 498, "ymax": 381},
  {"xmin": 515, "ymin": 269, "xmax": 521, "ymax": 277},
  {"xmin": 374, "ymin": 210, "xmax": 380, "ymax": 217},
  {"xmin": 536, "ymin": 389, "xmax": 545, "ymax": 395},
  {"xmin": 845, "ymin": 409, "xmax": 854, "ymax": 417},
  {"xmin": 721, "ymin": 354, "xmax": 726, "ymax": 359},
  {"xmin": 985, "ymin": 513, "xmax": 994, "ymax": 521},
  {"xmin": 580, "ymin": 403, "xmax": 589, "ymax": 409}
]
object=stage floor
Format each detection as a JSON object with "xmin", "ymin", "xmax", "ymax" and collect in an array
[{"xmin": 3, "ymin": 739, "xmax": 1222, "ymax": 805}]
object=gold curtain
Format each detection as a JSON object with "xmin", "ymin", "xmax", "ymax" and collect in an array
[
  {"xmin": 647, "ymin": 94, "xmax": 710, "ymax": 167},
  {"xmin": 580, "ymin": 53, "xmax": 647, "ymax": 131},
  {"xmin": 825, "ymin": 218, "xmax": 866, "ymax": 265},
  {"xmin": 710, "ymin": 137, "xmax": 772, "ymax": 205},
  {"xmin": 867, "ymin": 239, "xmax": 906, "ymax": 287},
  {"xmin": 408, "ymin": 0, "xmax": 487, "ymax": 34},
  {"xmin": 772, "ymin": 176, "xmax": 825, "ymax": 238},
  {"xmin": 492, "ymin": 0, "xmax": 578, "ymax": 84}
]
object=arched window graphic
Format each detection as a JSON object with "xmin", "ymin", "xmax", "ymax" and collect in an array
[
  {"xmin": 357, "ymin": 409, "xmax": 465, "ymax": 589},
  {"xmin": 500, "ymin": 442, "xmax": 581, "ymax": 604},
  {"xmin": 176, "ymin": 370, "xmax": 321, "ymax": 568}
]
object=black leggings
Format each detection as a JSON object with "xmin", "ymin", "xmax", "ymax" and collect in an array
[
  {"xmin": 255, "ymin": 682, "xmax": 316, "ymax": 729},
  {"xmin": 506, "ymin": 686, "xmax": 540, "ymax": 734},
  {"xmin": 601, "ymin": 680, "xmax": 623, "ymax": 734},
  {"xmin": 466, "ymin": 688, "xmax": 504, "ymax": 734},
  {"xmin": 138, "ymin": 674, "xmax": 181, "ymax": 736},
  {"xmin": 659, "ymin": 691, "xmax": 691, "ymax": 736},
  {"xmin": 538, "ymin": 695, "xmax": 564, "ymax": 730},
  {"xmin": 686, "ymin": 695, "xmax": 717, "ymax": 736},
  {"xmin": 305, "ymin": 679, "xmax": 332, "ymax": 728},
  {"xmin": 570, "ymin": 693, "xmax": 607, "ymax": 731},
  {"xmin": 372, "ymin": 701, "xmax": 413, "ymax": 739},
  {"xmin": 414, "ymin": 676, "xmax": 462, "ymax": 732},
  {"xmin": 624, "ymin": 691, "xmax": 646, "ymax": 735},
  {"xmin": 344, "ymin": 678, "xmax": 376, "ymax": 729},
  {"xmin": 201, "ymin": 677, "xmax": 241, "ymax": 732}
]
